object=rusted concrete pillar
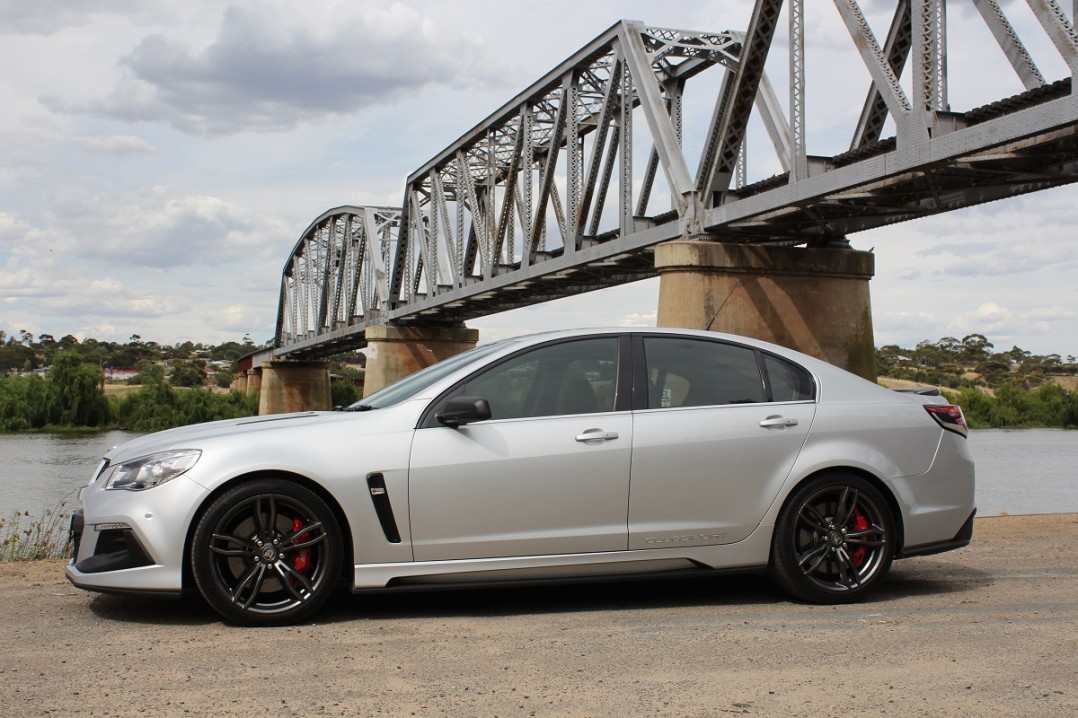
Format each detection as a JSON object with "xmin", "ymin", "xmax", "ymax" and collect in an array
[
  {"xmin": 258, "ymin": 360, "xmax": 331, "ymax": 415},
  {"xmin": 245, "ymin": 368, "xmax": 261, "ymax": 398},
  {"xmin": 363, "ymin": 325, "xmax": 479, "ymax": 398},
  {"xmin": 229, "ymin": 372, "xmax": 248, "ymax": 395},
  {"xmin": 655, "ymin": 240, "xmax": 876, "ymax": 380}
]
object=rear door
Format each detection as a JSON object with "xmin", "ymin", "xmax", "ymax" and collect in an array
[{"xmin": 628, "ymin": 335, "xmax": 815, "ymax": 549}]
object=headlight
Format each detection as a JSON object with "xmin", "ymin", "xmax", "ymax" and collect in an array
[{"xmin": 104, "ymin": 450, "xmax": 202, "ymax": 491}]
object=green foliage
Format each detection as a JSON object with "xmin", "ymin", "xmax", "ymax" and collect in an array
[
  {"xmin": 331, "ymin": 380, "xmax": 360, "ymax": 408},
  {"xmin": 0, "ymin": 352, "xmax": 110, "ymax": 430},
  {"xmin": 952, "ymin": 384, "xmax": 1078, "ymax": 429},
  {"xmin": 0, "ymin": 374, "xmax": 49, "ymax": 430},
  {"xmin": 114, "ymin": 368, "xmax": 257, "ymax": 432},
  {"xmin": 169, "ymin": 359, "xmax": 206, "ymax": 387},
  {"xmin": 881, "ymin": 335, "xmax": 1077, "ymax": 429},
  {"xmin": 46, "ymin": 351, "xmax": 110, "ymax": 427}
]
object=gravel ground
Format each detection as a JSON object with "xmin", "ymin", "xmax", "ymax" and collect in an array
[{"xmin": 0, "ymin": 513, "xmax": 1075, "ymax": 717}]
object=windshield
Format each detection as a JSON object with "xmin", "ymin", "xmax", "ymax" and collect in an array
[{"xmin": 350, "ymin": 338, "xmax": 521, "ymax": 410}]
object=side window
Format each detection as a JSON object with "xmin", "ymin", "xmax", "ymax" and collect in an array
[
  {"xmin": 460, "ymin": 338, "xmax": 619, "ymax": 419},
  {"xmin": 763, "ymin": 354, "xmax": 815, "ymax": 402},
  {"xmin": 643, "ymin": 337, "xmax": 765, "ymax": 408}
]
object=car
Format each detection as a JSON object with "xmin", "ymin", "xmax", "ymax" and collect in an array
[{"xmin": 66, "ymin": 328, "xmax": 975, "ymax": 625}]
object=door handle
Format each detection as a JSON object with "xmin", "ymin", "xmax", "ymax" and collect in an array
[
  {"xmin": 759, "ymin": 415, "xmax": 798, "ymax": 429},
  {"xmin": 575, "ymin": 429, "xmax": 620, "ymax": 443}
]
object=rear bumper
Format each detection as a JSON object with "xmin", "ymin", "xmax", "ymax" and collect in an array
[{"xmin": 898, "ymin": 509, "xmax": 975, "ymax": 559}]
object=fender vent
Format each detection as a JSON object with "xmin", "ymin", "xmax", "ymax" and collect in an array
[{"xmin": 366, "ymin": 473, "xmax": 402, "ymax": 543}]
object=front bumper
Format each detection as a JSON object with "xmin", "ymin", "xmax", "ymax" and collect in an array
[{"xmin": 64, "ymin": 474, "xmax": 209, "ymax": 595}]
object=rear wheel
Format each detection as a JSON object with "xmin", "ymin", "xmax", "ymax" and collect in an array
[
  {"xmin": 191, "ymin": 479, "xmax": 342, "ymax": 625},
  {"xmin": 769, "ymin": 473, "xmax": 894, "ymax": 603}
]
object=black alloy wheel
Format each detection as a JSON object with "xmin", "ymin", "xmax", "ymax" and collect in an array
[
  {"xmin": 192, "ymin": 479, "xmax": 342, "ymax": 625},
  {"xmin": 769, "ymin": 473, "xmax": 894, "ymax": 603}
]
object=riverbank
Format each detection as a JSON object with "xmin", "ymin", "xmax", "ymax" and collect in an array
[{"xmin": 1, "ymin": 513, "xmax": 1075, "ymax": 717}]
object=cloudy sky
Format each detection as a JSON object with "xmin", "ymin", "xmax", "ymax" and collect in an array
[{"xmin": 1, "ymin": 0, "xmax": 1075, "ymax": 356}]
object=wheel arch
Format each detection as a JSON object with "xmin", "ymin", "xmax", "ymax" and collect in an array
[
  {"xmin": 181, "ymin": 470, "xmax": 355, "ymax": 592},
  {"xmin": 775, "ymin": 466, "xmax": 906, "ymax": 558}
]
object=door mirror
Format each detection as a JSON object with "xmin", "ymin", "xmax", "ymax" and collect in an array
[{"xmin": 436, "ymin": 396, "xmax": 492, "ymax": 427}]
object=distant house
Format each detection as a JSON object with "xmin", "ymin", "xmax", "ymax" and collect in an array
[{"xmin": 104, "ymin": 368, "xmax": 139, "ymax": 382}]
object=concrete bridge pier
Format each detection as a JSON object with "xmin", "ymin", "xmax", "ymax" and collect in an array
[
  {"xmin": 362, "ymin": 325, "xmax": 480, "ymax": 398},
  {"xmin": 655, "ymin": 240, "xmax": 876, "ymax": 380},
  {"xmin": 258, "ymin": 360, "xmax": 332, "ymax": 415},
  {"xmin": 245, "ymin": 368, "xmax": 262, "ymax": 399}
]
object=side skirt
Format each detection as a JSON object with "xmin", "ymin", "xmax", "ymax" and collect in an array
[{"xmin": 352, "ymin": 524, "xmax": 775, "ymax": 590}]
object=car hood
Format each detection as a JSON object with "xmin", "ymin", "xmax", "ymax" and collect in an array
[{"xmin": 103, "ymin": 411, "xmax": 354, "ymax": 463}]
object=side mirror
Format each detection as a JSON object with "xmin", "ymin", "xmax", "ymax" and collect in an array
[{"xmin": 436, "ymin": 396, "xmax": 492, "ymax": 427}]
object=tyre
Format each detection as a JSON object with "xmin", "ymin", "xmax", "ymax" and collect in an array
[
  {"xmin": 191, "ymin": 479, "xmax": 342, "ymax": 625},
  {"xmin": 769, "ymin": 473, "xmax": 894, "ymax": 603}
]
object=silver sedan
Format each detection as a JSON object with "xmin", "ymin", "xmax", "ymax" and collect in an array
[{"xmin": 66, "ymin": 328, "xmax": 975, "ymax": 625}]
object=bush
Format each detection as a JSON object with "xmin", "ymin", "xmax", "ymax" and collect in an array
[
  {"xmin": 954, "ymin": 384, "xmax": 1078, "ymax": 429},
  {"xmin": 115, "ymin": 369, "xmax": 258, "ymax": 432},
  {"xmin": 0, "ymin": 374, "xmax": 49, "ymax": 430}
]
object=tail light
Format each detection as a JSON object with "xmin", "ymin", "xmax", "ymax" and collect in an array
[{"xmin": 925, "ymin": 404, "xmax": 968, "ymax": 437}]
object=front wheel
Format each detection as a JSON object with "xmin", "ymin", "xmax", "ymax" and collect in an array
[
  {"xmin": 191, "ymin": 479, "xmax": 342, "ymax": 625},
  {"xmin": 769, "ymin": 473, "xmax": 895, "ymax": 603}
]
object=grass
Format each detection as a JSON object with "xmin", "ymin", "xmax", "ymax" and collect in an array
[{"xmin": 0, "ymin": 500, "xmax": 75, "ymax": 562}]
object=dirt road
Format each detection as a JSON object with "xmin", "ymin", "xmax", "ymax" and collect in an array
[{"xmin": 1, "ymin": 514, "xmax": 1075, "ymax": 717}]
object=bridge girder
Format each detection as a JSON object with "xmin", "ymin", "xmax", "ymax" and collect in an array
[{"xmin": 276, "ymin": 2, "xmax": 1078, "ymax": 359}]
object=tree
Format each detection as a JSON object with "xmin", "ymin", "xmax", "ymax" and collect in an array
[
  {"xmin": 46, "ymin": 351, "xmax": 109, "ymax": 427},
  {"xmin": 937, "ymin": 336, "xmax": 961, "ymax": 355},
  {"xmin": 170, "ymin": 360, "xmax": 206, "ymax": 387},
  {"xmin": 960, "ymin": 334, "xmax": 993, "ymax": 363}
]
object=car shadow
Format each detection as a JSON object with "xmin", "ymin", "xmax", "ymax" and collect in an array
[
  {"xmin": 873, "ymin": 559, "xmax": 994, "ymax": 601},
  {"xmin": 83, "ymin": 559, "xmax": 995, "ymax": 626},
  {"xmin": 320, "ymin": 572, "xmax": 787, "ymax": 623},
  {"xmin": 87, "ymin": 591, "xmax": 218, "ymax": 625}
]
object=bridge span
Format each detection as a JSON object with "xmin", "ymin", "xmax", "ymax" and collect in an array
[{"xmin": 261, "ymin": 1, "xmax": 1078, "ymax": 407}]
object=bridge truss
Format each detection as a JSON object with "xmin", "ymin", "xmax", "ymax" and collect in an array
[{"xmin": 276, "ymin": 0, "xmax": 1078, "ymax": 358}]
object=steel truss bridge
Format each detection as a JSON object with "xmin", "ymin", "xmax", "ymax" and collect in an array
[{"xmin": 275, "ymin": 0, "xmax": 1078, "ymax": 359}]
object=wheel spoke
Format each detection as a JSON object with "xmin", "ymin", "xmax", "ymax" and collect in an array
[
  {"xmin": 283, "ymin": 520, "xmax": 325, "ymax": 548},
  {"xmin": 797, "ymin": 543, "xmax": 830, "ymax": 574},
  {"xmin": 797, "ymin": 504, "xmax": 830, "ymax": 533},
  {"xmin": 835, "ymin": 487, "xmax": 858, "ymax": 526},
  {"xmin": 253, "ymin": 495, "xmax": 278, "ymax": 535},
  {"xmin": 210, "ymin": 532, "xmax": 255, "ymax": 556},
  {"xmin": 275, "ymin": 562, "xmax": 314, "ymax": 601},
  {"xmin": 240, "ymin": 564, "xmax": 270, "ymax": 609},
  {"xmin": 848, "ymin": 521, "xmax": 886, "ymax": 546},
  {"xmin": 834, "ymin": 547, "xmax": 860, "ymax": 588},
  {"xmin": 230, "ymin": 563, "xmax": 262, "ymax": 604}
]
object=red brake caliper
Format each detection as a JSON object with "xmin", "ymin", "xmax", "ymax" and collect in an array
[
  {"xmin": 850, "ymin": 508, "xmax": 870, "ymax": 568},
  {"xmin": 291, "ymin": 517, "xmax": 311, "ymax": 576}
]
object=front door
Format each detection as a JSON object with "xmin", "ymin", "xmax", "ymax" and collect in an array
[{"xmin": 408, "ymin": 337, "xmax": 632, "ymax": 561}]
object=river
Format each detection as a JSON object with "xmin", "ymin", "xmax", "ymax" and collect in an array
[{"xmin": 0, "ymin": 429, "xmax": 1075, "ymax": 520}]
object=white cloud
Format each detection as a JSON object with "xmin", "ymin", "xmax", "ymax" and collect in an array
[
  {"xmin": 39, "ymin": 187, "xmax": 287, "ymax": 268},
  {"xmin": 0, "ymin": 0, "xmax": 1075, "ymax": 356},
  {"xmin": 0, "ymin": 0, "xmax": 134, "ymax": 35},
  {"xmin": 72, "ymin": 134, "xmax": 159, "ymax": 154},
  {"xmin": 43, "ymin": 1, "xmax": 499, "ymax": 136}
]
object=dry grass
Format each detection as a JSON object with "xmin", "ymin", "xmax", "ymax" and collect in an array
[{"xmin": 0, "ymin": 501, "xmax": 75, "ymax": 562}]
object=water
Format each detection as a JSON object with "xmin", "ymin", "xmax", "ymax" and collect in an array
[
  {"xmin": 966, "ymin": 429, "xmax": 1078, "ymax": 516},
  {"xmin": 0, "ymin": 431, "xmax": 138, "ymax": 520},
  {"xmin": 0, "ymin": 429, "xmax": 1075, "ymax": 519}
]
